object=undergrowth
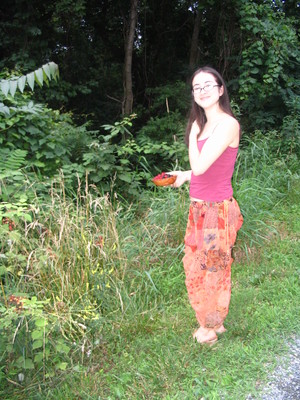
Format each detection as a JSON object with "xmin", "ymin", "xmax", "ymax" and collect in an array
[{"xmin": 0, "ymin": 133, "xmax": 299, "ymax": 399}]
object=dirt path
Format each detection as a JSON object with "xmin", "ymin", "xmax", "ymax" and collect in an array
[{"xmin": 248, "ymin": 336, "xmax": 300, "ymax": 400}]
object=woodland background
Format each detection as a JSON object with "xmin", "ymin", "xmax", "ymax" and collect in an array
[
  {"xmin": 0, "ymin": 0, "xmax": 299, "ymax": 194},
  {"xmin": 0, "ymin": 1, "xmax": 299, "ymax": 399}
]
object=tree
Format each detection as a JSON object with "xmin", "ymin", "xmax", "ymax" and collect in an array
[
  {"xmin": 237, "ymin": 0, "xmax": 300, "ymax": 130},
  {"xmin": 189, "ymin": 4, "xmax": 201, "ymax": 71},
  {"xmin": 123, "ymin": 0, "xmax": 139, "ymax": 115},
  {"xmin": 0, "ymin": 0, "xmax": 298, "ymax": 134}
]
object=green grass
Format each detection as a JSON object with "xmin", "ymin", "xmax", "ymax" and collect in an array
[
  {"xmin": 93, "ymin": 227, "xmax": 298, "ymax": 400},
  {"xmin": 1, "ymin": 135, "xmax": 299, "ymax": 400},
  {"xmin": 8, "ymin": 198, "xmax": 297, "ymax": 400}
]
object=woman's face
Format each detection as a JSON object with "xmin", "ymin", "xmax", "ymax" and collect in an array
[{"xmin": 192, "ymin": 72, "xmax": 224, "ymax": 110}]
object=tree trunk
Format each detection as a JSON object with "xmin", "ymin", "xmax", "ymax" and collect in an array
[
  {"xmin": 123, "ymin": 0, "xmax": 138, "ymax": 116},
  {"xmin": 189, "ymin": 7, "xmax": 201, "ymax": 71}
]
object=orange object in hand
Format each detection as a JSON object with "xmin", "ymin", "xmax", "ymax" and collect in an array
[{"xmin": 152, "ymin": 172, "xmax": 177, "ymax": 186}]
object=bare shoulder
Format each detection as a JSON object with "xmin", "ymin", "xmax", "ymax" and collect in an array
[
  {"xmin": 219, "ymin": 115, "xmax": 240, "ymax": 131},
  {"xmin": 212, "ymin": 115, "xmax": 240, "ymax": 146}
]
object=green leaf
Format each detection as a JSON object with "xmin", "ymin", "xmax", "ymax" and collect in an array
[
  {"xmin": 32, "ymin": 329, "xmax": 43, "ymax": 340},
  {"xmin": 0, "ymin": 103, "xmax": 10, "ymax": 115},
  {"xmin": 56, "ymin": 343, "xmax": 70, "ymax": 354},
  {"xmin": 24, "ymin": 358, "xmax": 35, "ymax": 369},
  {"xmin": 23, "ymin": 214, "xmax": 32, "ymax": 222},
  {"xmin": 32, "ymin": 161, "xmax": 46, "ymax": 168},
  {"xmin": 45, "ymin": 370, "xmax": 55, "ymax": 378},
  {"xmin": 35, "ymin": 68, "xmax": 44, "ymax": 86},
  {"xmin": 1, "ymin": 80, "xmax": 9, "ymax": 96},
  {"xmin": 118, "ymin": 174, "xmax": 132, "ymax": 183},
  {"xmin": 32, "ymin": 339, "xmax": 44, "ymax": 350},
  {"xmin": 18, "ymin": 76, "xmax": 26, "ymax": 93},
  {"xmin": 47, "ymin": 142, "xmax": 56, "ymax": 149},
  {"xmin": 48, "ymin": 62, "xmax": 59, "ymax": 80},
  {"xmin": 0, "ymin": 266, "xmax": 8, "ymax": 276},
  {"xmin": 26, "ymin": 72, "xmax": 35, "ymax": 91},
  {"xmin": 35, "ymin": 318, "xmax": 47, "ymax": 328},
  {"xmin": 9, "ymin": 80, "xmax": 18, "ymax": 97},
  {"xmin": 56, "ymin": 362, "xmax": 68, "ymax": 371},
  {"xmin": 42, "ymin": 63, "xmax": 51, "ymax": 79},
  {"xmin": 43, "ymin": 72, "xmax": 50, "ymax": 86},
  {"xmin": 34, "ymin": 352, "xmax": 44, "ymax": 363},
  {"xmin": 120, "ymin": 159, "xmax": 130, "ymax": 165},
  {"xmin": 101, "ymin": 164, "xmax": 111, "ymax": 171}
]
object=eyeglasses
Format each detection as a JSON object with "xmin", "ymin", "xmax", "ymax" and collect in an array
[{"xmin": 192, "ymin": 84, "xmax": 220, "ymax": 95}]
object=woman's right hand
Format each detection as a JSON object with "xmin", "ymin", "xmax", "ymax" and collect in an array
[{"xmin": 168, "ymin": 170, "xmax": 191, "ymax": 188}]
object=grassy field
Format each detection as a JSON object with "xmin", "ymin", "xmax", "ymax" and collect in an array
[
  {"xmin": 1, "ymin": 135, "xmax": 299, "ymax": 399},
  {"xmin": 44, "ymin": 198, "xmax": 299, "ymax": 400}
]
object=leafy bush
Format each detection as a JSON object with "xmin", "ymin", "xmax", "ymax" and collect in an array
[
  {"xmin": 238, "ymin": 1, "xmax": 299, "ymax": 131},
  {"xmin": 1, "ymin": 81, "xmax": 188, "ymax": 199},
  {"xmin": 1, "ymin": 296, "xmax": 71, "ymax": 387}
]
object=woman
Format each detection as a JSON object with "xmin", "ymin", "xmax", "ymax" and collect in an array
[{"xmin": 171, "ymin": 66, "xmax": 243, "ymax": 345}]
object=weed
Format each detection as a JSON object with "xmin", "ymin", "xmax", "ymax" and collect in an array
[{"xmin": 1, "ymin": 131, "xmax": 299, "ymax": 399}]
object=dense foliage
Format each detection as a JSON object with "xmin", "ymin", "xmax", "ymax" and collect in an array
[
  {"xmin": 0, "ymin": 0, "xmax": 299, "ymax": 129},
  {"xmin": 0, "ymin": 1, "xmax": 299, "ymax": 398},
  {"xmin": 0, "ymin": 127, "xmax": 299, "ymax": 398},
  {"xmin": 0, "ymin": 1, "xmax": 299, "ymax": 196}
]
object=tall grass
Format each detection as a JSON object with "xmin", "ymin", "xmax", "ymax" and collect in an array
[
  {"xmin": 233, "ymin": 133, "xmax": 297, "ymax": 250},
  {"xmin": 1, "ymin": 131, "xmax": 299, "ymax": 399}
]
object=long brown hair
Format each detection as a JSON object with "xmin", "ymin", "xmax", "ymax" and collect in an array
[{"xmin": 185, "ymin": 66, "xmax": 234, "ymax": 146}]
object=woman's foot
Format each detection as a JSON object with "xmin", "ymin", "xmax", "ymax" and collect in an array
[
  {"xmin": 193, "ymin": 327, "xmax": 218, "ymax": 345},
  {"xmin": 215, "ymin": 325, "xmax": 227, "ymax": 334}
]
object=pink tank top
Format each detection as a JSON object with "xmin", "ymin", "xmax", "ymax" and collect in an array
[{"xmin": 189, "ymin": 138, "xmax": 238, "ymax": 202}]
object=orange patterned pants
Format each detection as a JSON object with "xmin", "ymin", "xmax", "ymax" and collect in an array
[{"xmin": 183, "ymin": 198, "xmax": 243, "ymax": 329}]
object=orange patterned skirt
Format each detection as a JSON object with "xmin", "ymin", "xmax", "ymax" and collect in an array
[{"xmin": 183, "ymin": 197, "xmax": 243, "ymax": 329}]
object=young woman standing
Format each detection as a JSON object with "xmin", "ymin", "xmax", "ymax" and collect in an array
[{"xmin": 171, "ymin": 66, "xmax": 243, "ymax": 345}]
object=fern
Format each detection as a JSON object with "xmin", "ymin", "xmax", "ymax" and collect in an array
[{"xmin": 0, "ymin": 149, "xmax": 28, "ymax": 173}]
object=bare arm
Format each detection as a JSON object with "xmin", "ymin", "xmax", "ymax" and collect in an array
[
  {"xmin": 168, "ymin": 170, "xmax": 192, "ymax": 188},
  {"xmin": 189, "ymin": 118, "xmax": 239, "ymax": 176}
]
